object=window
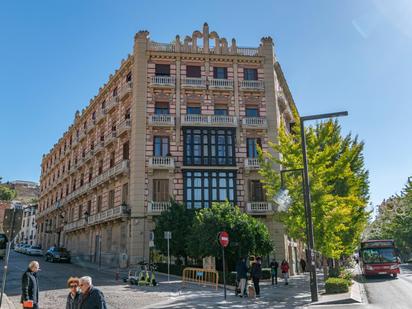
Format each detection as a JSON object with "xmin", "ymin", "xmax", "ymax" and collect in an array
[
  {"xmin": 126, "ymin": 72, "xmax": 132, "ymax": 82},
  {"xmin": 92, "ymin": 111, "xmax": 96, "ymax": 120},
  {"xmin": 112, "ymin": 87, "xmax": 118, "ymax": 97},
  {"xmin": 122, "ymin": 183, "xmax": 129, "ymax": 205},
  {"xmin": 125, "ymin": 108, "xmax": 131, "ymax": 120},
  {"xmin": 154, "ymin": 136, "xmax": 169, "ymax": 157},
  {"xmin": 245, "ymin": 107, "xmax": 259, "ymax": 117},
  {"xmin": 153, "ymin": 180, "xmax": 169, "ymax": 202},
  {"xmin": 184, "ymin": 171, "xmax": 236, "ymax": 209},
  {"xmin": 187, "ymin": 105, "xmax": 201, "ymax": 115},
  {"xmin": 155, "ymin": 102, "xmax": 169, "ymax": 115},
  {"xmin": 186, "ymin": 65, "xmax": 201, "ymax": 78},
  {"xmin": 155, "ymin": 64, "xmax": 170, "ymax": 76},
  {"xmin": 101, "ymin": 100, "xmax": 106, "ymax": 109},
  {"xmin": 88, "ymin": 167, "xmax": 93, "ymax": 182},
  {"xmin": 79, "ymin": 204, "xmax": 83, "ymax": 219},
  {"xmin": 214, "ymin": 106, "xmax": 228, "ymax": 116},
  {"xmin": 123, "ymin": 141, "xmax": 129, "ymax": 160},
  {"xmin": 108, "ymin": 190, "xmax": 115, "ymax": 208},
  {"xmin": 80, "ymin": 173, "xmax": 84, "ymax": 187},
  {"xmin": 247, "ymin": 138, "xmax": 262, "ymax": 158},
  {"xmin": 110, "ymin": 151, "xmax": 115, "ymax": 168},
  {"xmin": 184, "ymin": 128, "xmax": 235, "ymax": 166},
  {"xmin": 213, "ymin": 67, "xmax": 227, "ymax": 79},
  {"xmin": 97, "ymin": 195, "xmax": 102, "ymax": 213},
  {"xmin": 249, "ymin": 180, "xmax": 266, "ymax": 202},
  {"xmin": 98, "ymin": 160, "xmax": 103, "ymax": 175},
  {"xmin": 87, "ymin": 200, "xmax": 92, "ymax": 216},
  {"xmin": 244, "ymin": 68, "xmax": 258, "ymax": 81}
]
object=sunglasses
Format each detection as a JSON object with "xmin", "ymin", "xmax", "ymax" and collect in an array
[{"xmin": 70, "ymin": 285, "xmax": 78, "ymax": 288}]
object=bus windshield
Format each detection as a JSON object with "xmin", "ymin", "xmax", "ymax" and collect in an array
[
  {"xmin": 0, "ymin": 234, "xmax": 8, "ymax": 250},
  {"xmin": 362, "ymin": 248, "xmax": 397, "ymax": 264}
]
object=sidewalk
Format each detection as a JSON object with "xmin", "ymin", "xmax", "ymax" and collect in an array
[{"xmin": 0, "ymin": 294, "xmax": 15, "ymax": 309}]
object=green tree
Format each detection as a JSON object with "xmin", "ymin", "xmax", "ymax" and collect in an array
[
  {"xmin": 187, "ymin": 202, "xmax": 273, "ymax": 263},
  {"xmin": 0, "ymin": 184, "xmax": 16, "ymax": 201},
  {"xmin": 259, "ymin": 119, "xmax": 369, "ymax": 259},
  {"xmin": 153, "ymin": 200, "xmax": 195, "ymax": 263}
]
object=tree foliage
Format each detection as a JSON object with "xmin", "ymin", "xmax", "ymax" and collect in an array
[
  {"xmin": 187, "ymin": 201, "xmax": 273, "ymax": 261},
  {"xmin": 259, "ymin": 119, "xmax": 369, "ymax": 259},
  {"xmin": 153, "ymin": 200, "xmax": 195, "ymax": 260},
  {"xmin": 366, "ymin": 178, "xmax": 412, "ymax": 259},
  {"xmin": 0, "ymin": 184, "xmax": 16, "ymax": 201}
]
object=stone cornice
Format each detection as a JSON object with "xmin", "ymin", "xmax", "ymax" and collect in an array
[{"xmin": 148, "ymin": 51, "xmax": 263, "ymax": 64}]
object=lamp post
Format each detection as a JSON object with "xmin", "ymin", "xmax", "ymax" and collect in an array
[{"xmin": 300, "ymin": 111, "xmax": 348, "ymax": 302}]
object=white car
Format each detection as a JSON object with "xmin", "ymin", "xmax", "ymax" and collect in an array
[
  {"xmin": 26, "ymin": 246, "xmax": 43, "ymax": 256},
  {"xmin": 14, "ymin": 244, "xmax": 22, "ymax": 252},
  {"xmin": 20, "ymin": 244, "xmax": 31, "ymax": 254}
]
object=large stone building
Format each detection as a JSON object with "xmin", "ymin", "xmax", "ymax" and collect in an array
[{"xmin": 36, "ymin": 23, "xmax": 302, "ymax": 272}]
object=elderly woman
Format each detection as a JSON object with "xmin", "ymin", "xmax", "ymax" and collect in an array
[
  {"xmin": 21, "ymin": 260, "xmax": 40, "ymax": 309},
  {"xmin": 66, "ymin": 277, "xmax": 81, "ymax": 309}
]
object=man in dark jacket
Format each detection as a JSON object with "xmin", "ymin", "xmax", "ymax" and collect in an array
[
  {"xmin": 79, "ymin": 276, "xmax": 107, "ymax": 309},
  {"xmin": 250, "ymin": 256, "xmax": 262, "ymax": 297},
  {"xmin": 235, "ymin": 257, "xmax": 248, "ymax": 297},
  {"xmin": 269, "ymin": 258, "xmax": 279, "ymax": 285},
  {"xmin": 21, "ymin": 261, "xmax": 40, "ymax": 309}
]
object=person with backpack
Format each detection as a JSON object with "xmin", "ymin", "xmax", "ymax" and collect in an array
[{"xmin": 281, "ymin": 259, "xmax": 290, "ymax": 285}]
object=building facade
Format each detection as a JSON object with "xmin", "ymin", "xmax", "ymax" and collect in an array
[
  {"xmin": 17, "ymin": 204, "xmax": 38, "ymax": 245},
  {"xmin": 36, "ymin": 23, "xmax": 301, "ymax": 271}
]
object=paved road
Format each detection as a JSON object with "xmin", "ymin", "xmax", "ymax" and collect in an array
[{"xmin": 313, "ymin": 264, "xmax": 412, "ymax": 309}]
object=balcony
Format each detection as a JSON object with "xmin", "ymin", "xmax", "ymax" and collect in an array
[
  {"xmin": 104, "ymin": 131, "xmax": 117, "ymax": 146},
  {"xmin": 246, "ymin": 202, "xmax": 273, "ymax": 215},
  {"xmin": 66, "ymin": 183, "xmax": 90, "ymax": 202},
  {"xmin": 78, "ymin": 130, "xmax": 86, "ymax": 142},
  {"xmin": 181, "ymin": 77, "xmax": 206, "ymax": 89},
  {"xmin": 240, "ymin": 80, "xmax": 264, "ymax": 91},
  {"xmin": 148, "ymin": 156, "xmax": 175, "ymax": 170},
  {"xmin": 244, "ymin": 158, "xmax": 260, "ymax": 170},
  {"xmin": 148, "ymin": 114, "xmax": 175, "ymax": 127},
  {"xmin": 106, "ymin": 96, "xmax": 119, "ymax": 113},
  {"xmin": 96, "ymin": 108, "xmax": 107, "ymax": 124},
  {"xmin": 87, "ymin": 205, "xmax": 129, "ymax": 226},
  {"xmin": 63, "ymin": 218, "xmax": 86, "ymax": 232},
  {"xmin": 83, "ymin": 149, "xmax": 94, "ymax": 164},
  {"xmin": 119, "ymin": 81, "xmax": 132, "ymax": 100},
  {"xmin": 87, "ymin": 120, "xmax": 96, "ymax": 133},
  {"xmin": 150, "ymin": 76, "xmax": 175, "ymax": 88},
  {"xmin": 209, "ymin": 79, "xmax": 233, "ymax": 90},
  {"xmin": 90, "ymin": 160, "xmax": 129, "ymax": 189},
  {"xmin": 117, "ymin": 119, "xmax": 131, "ymax": 137},
  {"xmin": 94, "ymin": 141, "xmax": 104, "ymax": 154},
  {"xmin": 148, "ymin": 201, "xmax": 171, "ymax": 215},
  {"xmin": 181, "ymin": 114, "xmax": 237, "ymax": 127},
  {"xmin": 242, "ymin": 117, "xmax": 268, "ymax": 129}
]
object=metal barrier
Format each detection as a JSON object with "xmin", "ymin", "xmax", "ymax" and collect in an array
[{"xmin": 182, "ymin": 268, "xmax": 219, "ymax": 290}]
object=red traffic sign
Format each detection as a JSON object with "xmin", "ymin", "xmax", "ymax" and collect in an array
[{"xmin": 219, "ymin": 231, "xmax": 229, "ymax": 248}]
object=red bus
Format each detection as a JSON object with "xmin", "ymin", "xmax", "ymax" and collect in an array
[{"xmin": 360, "ymin": 239, "xmax": 400, "ymax": 278}]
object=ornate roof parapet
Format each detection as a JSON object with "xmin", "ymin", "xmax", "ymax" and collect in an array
[{"xmin": 148, "ymin": 23, "xmax": 261, "ymax": 57}]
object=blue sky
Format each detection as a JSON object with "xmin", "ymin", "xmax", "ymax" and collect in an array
[{"xmin": 1, "ymin": 0, "xmax": 411, "ymax": 210}]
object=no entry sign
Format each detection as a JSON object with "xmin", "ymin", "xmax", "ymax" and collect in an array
[{"xmin": 219, "ymin": 231, "xmax": 229, "ymax": 248}]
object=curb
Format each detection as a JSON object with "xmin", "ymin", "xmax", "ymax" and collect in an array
[
  {"xmin": 0, "ymin": 294, "xmax": 16, "ymax": 309},
  {"xmin": 310, "ymin": 280, "xmax": 365, "ymax": 306}
]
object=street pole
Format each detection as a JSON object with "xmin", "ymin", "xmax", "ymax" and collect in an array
[
  {"xmin": 300, "ymin": 120, "xmax": 319, "ymax": 302},
  {"xmin": 167, "ymin": 237, "xmax": 170, "ymax": 282},
  {"xmin": 0, "ymin": 208, "xmax": 16, "ymax": 307},
  {"xmin": 99, "ymin": 236, "xmax": 102, "ymax": 271},
  {"xmin": 222, "ymin": 246, "xmax": 227, "ymax": 300},
  {"xmin": 299, "ymin": 111, "xmax": 348, "ymax": 302}
]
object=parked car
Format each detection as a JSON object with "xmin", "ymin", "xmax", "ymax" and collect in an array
[
  {"xmin": 45, "ymin": 246, "xmax": 71, "ymax": 263},
  {"xmin": 14, "ymin": 243, "xmax": 22, "ymax": 252},
  {"xmin": 26, "ymin": 245, "xmax": 43, "ymax": 256},
  {"xmin": 20, "ymin": 244, "xmax": 31, "ymax": 254}
]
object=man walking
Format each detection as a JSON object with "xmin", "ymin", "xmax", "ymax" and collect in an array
[
  {"xmin": 269, "ymin": 258, "xmax": 279, "ymax": 285},
  {"xmin": 236, "ymin": 257, "xmax": 248, "ymax": 297},
  {"xmin": 79, "ymin": 276, "xmax": 107, "ymax": 309},
  {"xmin": 251, "ymin": 256, "xmax": 262, "ymax": 297},
  {"xmin": 21, "ymin": 261, "xmax": 40, "ymax": 309}
]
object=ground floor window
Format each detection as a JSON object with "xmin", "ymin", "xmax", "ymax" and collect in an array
[{"xmin": 184, "ymin": 170, "xmax": 236, "ymax": 209}]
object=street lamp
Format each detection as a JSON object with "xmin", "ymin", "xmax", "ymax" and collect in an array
[{"xmin": 300, "ymin": 111, "xmax": 348, "ymax": 302}]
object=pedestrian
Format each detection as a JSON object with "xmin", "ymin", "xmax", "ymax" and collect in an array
[
  {"xmin": 66, "ymin": 277, "xmax": 81, "ymax": 309},
  {"xmin": 250, "ymin": 256, "xmax": 262, "ymax": 297},
  {"xmin": 79, "ymin": 276, "xmax": 107, "ymax": 309},
  {"xmin": 269, "ymin": 258, "xmax": 279, "ymax": 285},
  {"xmin": 21, "ymin": 261, "xmax": 40, "ymax": 309},
  {"xmin": 235, "ymin": 257, "xmax": 248, "ymax": 297},
  {"xmin": 300, "ymin": 258, "xmax": 306, "ymax": 273},
  {"xmin": 281, "ymin": 259, "xmax": 290, "ymax": 285}
]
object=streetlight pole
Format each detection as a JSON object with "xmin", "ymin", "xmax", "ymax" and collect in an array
[{"xmin": 300, "ymin": 111, "xmax": 348, "ymax": 302}]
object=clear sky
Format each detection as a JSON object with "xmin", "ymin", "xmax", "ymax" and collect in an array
[{"xmin": 1, "ymin": 0, "xmax": 411, "ymax": 209}]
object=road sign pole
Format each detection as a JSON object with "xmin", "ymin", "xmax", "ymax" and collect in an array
[
  {"xmin": 167, "ymin": 237, "xmax": 170, "ymax": 282},
  {"xmin": 222, "ymin": 245, "xmax": 226, "ymax": 300}
]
